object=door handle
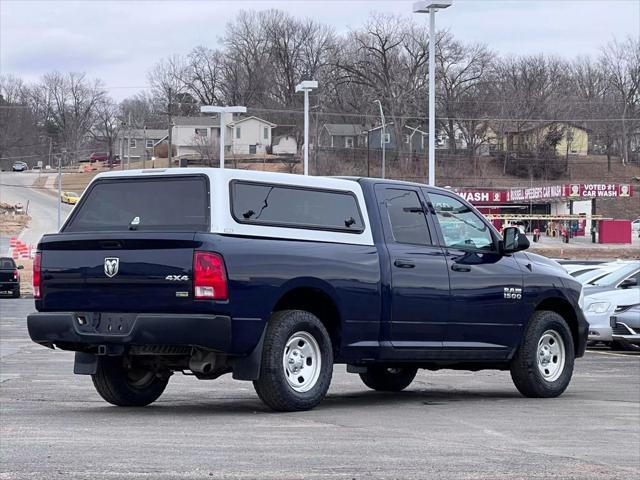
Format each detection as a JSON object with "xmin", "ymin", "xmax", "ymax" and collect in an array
[
  {"xmin": 394, "ymin": 259, "xmax": 415, "ymax": 269},
  {"xmin": 451, "ymin": 264, "xmax": 471, "ymax": 272}
]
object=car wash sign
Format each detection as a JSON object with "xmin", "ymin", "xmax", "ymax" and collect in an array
[
  {"xmin": 564, "ymin": 183, "xmax": 633, "ymax": 198},
  {"xmin": 507, "ymin": 185, "xmax": 564, "ymax": 202},
  {"xmin": 507, "ymin": 183, "xmax": 633, "ymax": 201},
  {"xmin": 455, "ymin": 189, "xmax": 507, "ymax": 204}
]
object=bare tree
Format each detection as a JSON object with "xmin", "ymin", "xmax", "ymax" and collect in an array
[
  {"xmin": 36, "ymin": 72, "xmax": 105, "ymax": 163},
  {"xmin": 91, "ymin": 98, "xmax": 120, "ymax": 161},
  {"xmin": 601, "ymin": 37, "xmax": 640, "ymax": 165}
]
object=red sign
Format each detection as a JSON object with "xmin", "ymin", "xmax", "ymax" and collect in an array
[{"xmin": 455, "ymin": 189, "xmax": 507, "ymax": 204}]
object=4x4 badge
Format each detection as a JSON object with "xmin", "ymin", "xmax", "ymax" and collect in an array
[{"xmin": 104, "ymin": 257, "xmax": 119, "ymax": 278}]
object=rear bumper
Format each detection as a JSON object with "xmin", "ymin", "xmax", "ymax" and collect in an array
[
  {"xmin": 27, "ymin": 312, "xmax": 231, "ymax": 353},
  {"xmin": 0, "ymin": 282, "xmax": 19, "ymax": 293}
]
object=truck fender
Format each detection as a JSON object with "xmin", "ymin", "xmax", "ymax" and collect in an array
[{"xmin": 232, "ymin": 325, "xmax": 267, "ymax": 381}]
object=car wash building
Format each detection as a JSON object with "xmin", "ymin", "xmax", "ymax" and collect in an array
[{"xmin": 454, "ymin": 183, "xmax": 634, "ymax": 243}]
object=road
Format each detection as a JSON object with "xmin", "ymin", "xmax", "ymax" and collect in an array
[
  {"xmin": 1, "ymin": 299, "xmax": 638, "ymax": 479},
  {"xmin": 0, "ymin": 171, "xmax": 73, "ymax": 254}
]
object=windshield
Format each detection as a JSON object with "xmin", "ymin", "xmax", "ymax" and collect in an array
[
  {"xmin": 0, "ymin": 258, "xmax": 16, "ymax": 269},
  {"xmin": 67, "ymin": 192, "xmax": 79, "ymax": 197},
  {"xmin": 590, "ymin": 264, "xmax": 639, "ymax": 286},
  {"xmin": 64, "ymin": 176, "xmax": 209, "ymax": 232}
]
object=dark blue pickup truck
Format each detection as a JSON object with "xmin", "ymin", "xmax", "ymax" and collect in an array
[{"xmin": 27, "ymin": 169, "xmax": 588, "ymax": 411}]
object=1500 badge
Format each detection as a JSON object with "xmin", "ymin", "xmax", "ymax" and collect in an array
[
  {"xmin": 165, "ymin": 275, "xmax": 189, "ymax": 281},
  {"xmin": 504, "ymin": 287, "xmax": 522, "ymax": 300}
]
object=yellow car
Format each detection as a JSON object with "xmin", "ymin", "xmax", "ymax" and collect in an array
[{"xmin": 61, "ymin": 191, "xmax": 80, "ymax": 205}]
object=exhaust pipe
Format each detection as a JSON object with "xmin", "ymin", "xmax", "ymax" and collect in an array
[{"xmin": 189, "ymin": 350, "xmax": 217, "ymax": 374}]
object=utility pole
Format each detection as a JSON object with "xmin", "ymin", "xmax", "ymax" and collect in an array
[
  {"xmin": 167, "ymin": 87, "xmax": 173, "ymax": 167},
  {"xmin": 126, "ymin": 111, "xmax": 132, "ymax": 169},
  {"xmin": 57, "ymin": 150, "xmax": 65, "ymax": 230},
  {"xmin": 375, "ymin": 100, "xmax": 386, "ymax": 179},
  {"xmin": 120, "ymin": 120, "xmax": 126, "ymax": 171},
  {"xmin": 47, "ymin": 137, "xmax": 52, "ymax": 168},
  {"xmin": 143, "ymin": 126, "xmax": 147, "ymax": 169}
]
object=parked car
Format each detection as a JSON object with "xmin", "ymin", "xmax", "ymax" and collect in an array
[
  {"xmin": 61, "ymin": 191, "xmax": 80, "ymax": 205},
  {"xmin": 32, "ymin": 165, "xmax": 42, "ymax": 172},
  {"xmin": 610, "ymin": 305, "xmax": 640, "ymax": 351},
  {"xmin": 88, "ymin": 152, "xmax": 109, "ymax": 163},
  {"xmin": 0, "ymin": 257, "xmax": 22, "ymax": 298},
  {"xmin": 27, "ymin": 169, "xmax": 588, "ymax": 411},
  {"xmin": 632, "ymin": 218, "xmax": 640, "ymax": 232},
  {"xmin": 12, "ymin": 161, "xmax": 27, "ymax": 172},
  {"xmin": 584, "ymin": 288, "xmax": 640, "ymax": 345},
  {"xmin": 572, "ymin": 261, "xmax": 633, "ymax": 285},
  {"xmin": 583, "ymin": 261, "xmax": 640, "ymax": 296}
]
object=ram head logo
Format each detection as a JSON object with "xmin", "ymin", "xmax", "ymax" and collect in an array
[{"xmin": 104, "ymin": 257, "xmax": 119, "ymax": 278}]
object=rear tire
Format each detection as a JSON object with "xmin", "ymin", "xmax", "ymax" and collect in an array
[
  {"xmin": 510, "ymin": 310, "xmax": 575, "ymax": 398},
  {"xmin": 12, "ymin": 287, "xmax": 20, "ymax": 298},
  {"xmin": 253, "ymin": 310, "xmax": 333, "ymax": 412},
  {"xmin": 91, "ymin": 356, "xmax": 169, "ymax": 407},
  {"xmin": 360, "ymin": 366, "xmax": 417, "ymax": 392}
]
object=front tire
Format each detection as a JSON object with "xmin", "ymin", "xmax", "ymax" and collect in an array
[
  {"xmin": 360, "ymin": 366, "xmax": 417, "ymax": 392},
  {"xmin": 91, "ymin": 356, "xmax": 169, "ymax": 406},
  {"xmin": 510, "ymin": 310, "xmax": 575, "ymax": 398},
  {"xmin": 253, "ymin": 310, "xmax": 333, "ymax": 411}
]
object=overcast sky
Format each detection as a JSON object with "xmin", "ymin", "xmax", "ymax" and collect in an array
[{"xmin": 1, "ymin": 0, "xmax": 638, "ymax": 100}]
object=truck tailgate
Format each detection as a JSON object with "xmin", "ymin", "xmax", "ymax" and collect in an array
[{"xmin": 37, "ymin": 232, "xmax": 200, "ymax": 312}]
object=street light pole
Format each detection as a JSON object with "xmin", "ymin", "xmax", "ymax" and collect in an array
[
  {"xmin": 374, "ymin": 100, "xmax": 386, "ymax": 179},
  {"xmin": 200, "ymin": 105, "xmax": 248, "ymax": 169},
  {"xmin": 295, "ymin": 81, "xmax": 318, "ymax": 175},
  {"xmin": 57, "ymin": 150, "xmax": 65, "ymax": 230},
  {"xmin": 413, "ymin": 1, "xmax": 452, "ymax": 186}
]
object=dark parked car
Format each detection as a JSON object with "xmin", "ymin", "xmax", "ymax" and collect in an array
[
  {"xmin": 27, "ymin": 169, "xmax": 588, "ymax": 411},
  {"xmin": 0, "ymin": 257, "xmax": 22, "ymax": 298}
]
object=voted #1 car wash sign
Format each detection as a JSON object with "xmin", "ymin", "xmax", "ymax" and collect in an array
[{"xmin": 564, "ymin": 183, "xmax": 632, "ymax": 198}]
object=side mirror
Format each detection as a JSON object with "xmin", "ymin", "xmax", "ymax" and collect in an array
[
  {"xmin": 619, "ymin": 278, "xmax": 637, "ymax": 289},
  {"xmin": 17, "ymin": 265, "xmax": 24, "ymax": 270},
  {"xmin": 502, "ymin": 227, "xmax": 529, "ymax": 254}
]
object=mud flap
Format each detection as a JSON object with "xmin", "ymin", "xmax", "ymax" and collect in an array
[
  {"xmin": 74, "ymin": 352, "xmax": 97, "ymax": 375},
  {"xmin": 232, "ymin": 327, "xmax": 266, "ymax": 381}
]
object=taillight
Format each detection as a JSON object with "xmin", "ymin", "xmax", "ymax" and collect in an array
[
  {"xmin": 193, "ymin": 252, "xmax": 228, "ymax": 300},
  {"xmin": 13, "ymin": 269, "xmax": 19, "ymax": 281},
  {"xmin": 33, "ymin": 252, "xmax": 42, "ymax": 299}
]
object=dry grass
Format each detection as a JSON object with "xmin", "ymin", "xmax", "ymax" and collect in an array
[{"xmin": 0, "ymin": 204, "xmax": 30, "ymax": 235}]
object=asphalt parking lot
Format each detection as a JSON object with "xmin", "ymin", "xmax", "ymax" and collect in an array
[{"xmin": 1, "ymin": 298, "xmax": 639, "ymax": 479}]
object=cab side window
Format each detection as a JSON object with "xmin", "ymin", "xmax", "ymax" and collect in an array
[
  {"xmin": 380, "ymin": 188, "xmax": 431, "ymax": 245},
  {"xmin": 429, "ymin": 193, "xmax": 494, "ymax": 251}
]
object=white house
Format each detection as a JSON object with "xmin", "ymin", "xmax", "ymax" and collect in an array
[
  {"xmin": 226, "ymin": 116, "xmax": 276, "ymax": 155},
  {"xmin": 171, "ymin": 115, "xmax": 278, "ymax": 158},
  {"xmin": 172, "ymin": 116, "xmax": 220, "ymax": 158}
]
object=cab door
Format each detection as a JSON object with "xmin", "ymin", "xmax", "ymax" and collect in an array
[
  {"xmin": 375, "ymin": 185, "xmax": 450, "ymax": 349},
  {"xmin": 424, "ymin": 191, "xmax": 525, "ymax": 355}
]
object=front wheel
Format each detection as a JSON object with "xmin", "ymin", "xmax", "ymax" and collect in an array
[
  {"xmin": 253, "ymin": 310, "xmax": 333, "ymax": 411},
  {"xmin": 510, "ymin": 310, "xmax": 575, "ymax": 398},
  {"xmin": 360, "ymin": 366, "xmax": 417, "ymax": 392},
  {"xmin": 91, "ymin": 356, "xmax": 169, "ymax": 406}
]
